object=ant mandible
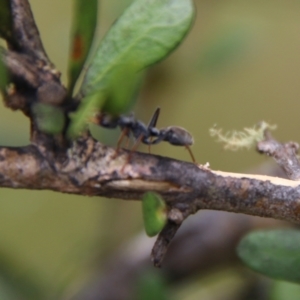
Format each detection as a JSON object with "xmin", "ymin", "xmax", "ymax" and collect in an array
[{"xmin": 95, "ymin": 107, "xmax": 196, "ymax": 163}]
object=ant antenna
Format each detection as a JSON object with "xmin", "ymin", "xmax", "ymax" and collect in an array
[{"xmin": 185, "ymin": 145, "xmax": 196, "ymax": 163}]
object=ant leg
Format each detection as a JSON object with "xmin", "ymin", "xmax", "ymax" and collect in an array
[
  {"xmin": 185, "ymin": 145, "xmax": 196, "ymax": 163},
  {"xmin": 116, "ymin": 127, "xmax": 129, "ymax": 149},
  {"xmin": 148, "ymin": 143, "xmax": 152, "ymax": 154},
  {"xmin": 131, "ymin": 134, "xmax": 144, "ymax": 153},
  {"xmin": 148, "ymin": 136, "xmax": 153, "ymax": 154},
  {"xmin": 121, "ymin": 134, "xmax": 144, "ymax": 172},
  {"xmin": 124, "ymin": 136, "xmax": 130, "ymax": 149},
  {"xmin": 112, "ymin": 128, "xmax": 129, "ymax": 159}
]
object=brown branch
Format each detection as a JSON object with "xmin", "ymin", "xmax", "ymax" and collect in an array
[
  {"xmin": 0, "ymin": 0, "xmax": 64, "ymax": 114},
  {"xmin": 1, "ymin": 136, "xmax": 299, "ymax": 204},
  {"xmin": 152, "ymin": 220, "xmax": 182, "ymax": 267},
  {"xmin": 10, "ymin": 0, "xmax": 50, "ymax": 64},
  {"xmin": 257, "ymin": 130, "xmax": 300, "ymax": 180},
  {"xmin": 0, "ymin": 47, "xmax": 59, "ymax": 89},
  {"xmin": 0, "ymin": 138, "xmax": 300, "ymax": 212}
]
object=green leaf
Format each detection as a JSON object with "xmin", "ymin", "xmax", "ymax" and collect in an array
[
  {"xmin": 142, "ymin": 192, "xmax": 167, "ymax": 237},
  {"xmin": 0, "ymin": 0, "xmax": 13, "ymax": 42},
  {"xmin": 100, "ymin": 63, "xmax": 142, "ymax": 115},
  {"xmin": 237, "ymin": 229, "xmax": 300, "ymax": 283},
  {"xmin": 32, "ymin": 103, "xmax": 65, "ymax": 135},
  {"xmin": 67, "ymin": 92, "xmax": 105, "ymax": 138},
  {"xmin": 67, "ymin": 0, "xmax": 98, "ymax": 95},
  {"xmin": 79, "ymin": 0, "xmax": 195, "ymax": 112}
]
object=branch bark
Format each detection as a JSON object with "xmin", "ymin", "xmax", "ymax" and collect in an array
[{"xmin": 1, "ymin": 137, "xmax": 300, "ymax": 219}]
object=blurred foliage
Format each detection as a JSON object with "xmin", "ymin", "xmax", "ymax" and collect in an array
[
  {"xmin": 172, "ymin": 267, "xmax": 251, "ymax": 300},
  {"xmin": 0, "ymin": 251, "xmax": 45, "ymax": 300},
  {"xmin": 0, "ymin": 0, "xmax": 13, "ymax": 43},
  {"xmin": 0, "ymin": 57, "xmax": 7, "ymax": 92},
  {"xmin": 270, "ymin": 280, "xmax": 300, "ymax": 300},
  {"xmin": 135, "ymin": 269, "xmax": 169, "ymax": 300},
  {"xmin": 67, "ymin": 0, "xmax": 97, "ymax": 95},
  {"xmin": 237, "ymin": 229, "xmax": 300, "ymax": 283}
]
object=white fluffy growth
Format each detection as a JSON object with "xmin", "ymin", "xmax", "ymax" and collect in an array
[{"xmin": 210, "ymin": 122, "xmax": 276, "ymax": 151}]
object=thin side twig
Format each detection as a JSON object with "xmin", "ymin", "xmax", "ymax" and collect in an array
[
  {"xmin": 257, "ymin": 130, "xmax": 300, "ymax": 180},
  {"xmin": 10, "ymin": 0, "xmax": 50, "ymax": 64}
]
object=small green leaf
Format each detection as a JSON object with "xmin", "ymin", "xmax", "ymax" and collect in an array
[
  {"xmin": 32, "ymin": 103, "xmax": 65, "ymax": 135},
  {"xmin": 237, "ymin": 229, "xmax": 300, "ymax": 283},
  {"xmin": 67, "ymin": 92, "xmax": 105, "ymax": 138},
  {"xmin": 142, "ymin": 192, "xmax": 167, "ymax": 237},
  {"xmin": 0, "ymin": 0, "xmax": 13, "ymax": 42},
  {"xmin": 67, "ymin": 0, "xmax": 98, "ymax": 95},
  {"xmin": 79, "ymin": 0, "xmax": 195, "ymax": 109}
]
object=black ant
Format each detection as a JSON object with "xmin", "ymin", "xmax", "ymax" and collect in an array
[{"xmin": 94, "ymin": 107, "xmax": 196, "ymax": 163}]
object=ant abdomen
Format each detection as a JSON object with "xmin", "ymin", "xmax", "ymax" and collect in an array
[{"xmin": 161, "ymin": 126, "xmax": 194, "ymax": 146}]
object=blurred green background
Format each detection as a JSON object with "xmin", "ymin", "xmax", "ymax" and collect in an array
[{"xmin": 1, "ymin": 0, "xmax": 300, "ymax": 299}]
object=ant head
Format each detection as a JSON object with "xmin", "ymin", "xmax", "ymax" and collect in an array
[{"xmin": 163, "ymin": 126, "xmax": 194, "ymax": 146}]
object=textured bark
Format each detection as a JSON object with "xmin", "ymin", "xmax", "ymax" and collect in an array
[{"xmin": 0, "ymin": 137, "xmax": 299, "ymax": 222}]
